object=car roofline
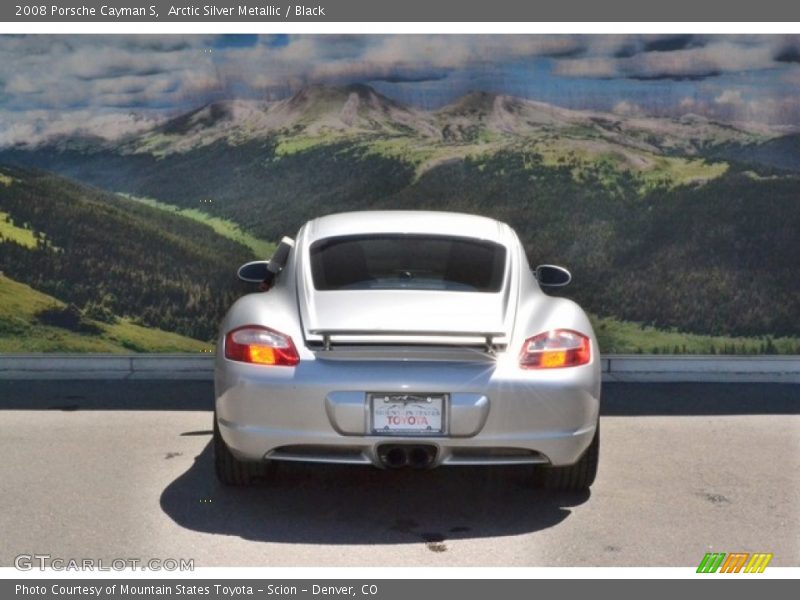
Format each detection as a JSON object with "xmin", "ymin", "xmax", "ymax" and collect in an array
[{"xmin": 300, "ymin": 210, "xmax": 516, "ymax": 246}]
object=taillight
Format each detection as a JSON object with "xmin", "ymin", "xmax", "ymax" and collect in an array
[
  {"xmin": 519, "ymin": 329, "xmax": 591, "ymax": 369},
  {"xmin": 224, "ymin": 325, "xmax": 300, "ymax": 366}
]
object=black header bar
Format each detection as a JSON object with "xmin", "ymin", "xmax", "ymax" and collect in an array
[{"xmin": 3, "ymin": 0, "xmax": 800, "ymax": 23}]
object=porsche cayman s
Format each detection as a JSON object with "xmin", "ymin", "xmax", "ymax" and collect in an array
[{"xmin": 214, "ymin": 211, "xmax": 601, "ymax": 490}]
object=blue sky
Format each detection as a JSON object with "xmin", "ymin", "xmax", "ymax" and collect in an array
[{"xmin": 1, "ymin": 34, "xmax": 799, "ymax": 144}]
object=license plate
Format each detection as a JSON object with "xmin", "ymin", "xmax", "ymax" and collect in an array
[{"xmin": 370, "ymin": 393, "xmax": 446, "ymax": 435}]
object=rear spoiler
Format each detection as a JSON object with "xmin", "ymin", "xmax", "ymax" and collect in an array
[{"xmin": 308, "ymin": 329, "xmax": 507, "ymax": 353}]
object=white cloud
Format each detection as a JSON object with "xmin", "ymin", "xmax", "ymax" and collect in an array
[
  {"xmin": 0, "ymin": 35, "xmax": 220, "ymax": 109},
  {"xmin": 0, "ymin": 109, "xmax": 164, "ymax": 146},
  {"xmin": 612, "ymin": 100, "xmax": 645, "ymax": 117},
  {"xmin": 214, "ymin": 35, "xmax": 588, "ymax": 93},
  {"xmin": 556, "ymin": 40, "xmax": 781, "ymax": 80},
  {"xmin": 554, "ymin": 57, "xmax": 617, "ymax": 78},
  {"xmin": 0, "ymin": 34, "xmax": 799, "ymax": 146},
  {"xmin": 715, "ymin": 89, "xmax": 744, "ymax": 105},
  {"xmin": 668, "ymin": 90, "xmax": 800, "ymax": 128}
]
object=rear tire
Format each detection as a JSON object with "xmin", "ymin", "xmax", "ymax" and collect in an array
[
  {"xmin": 536, "ymin": 422, "xmax": 599, "ymax": 492},
  {"xmin": 213, "ymin": 413, "xmax": 273, "ymax": 486}
]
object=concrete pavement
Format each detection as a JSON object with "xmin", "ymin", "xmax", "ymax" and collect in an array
[{"xmin": 0, "ymin": 381, "xmax": 797, "ymax": 567}]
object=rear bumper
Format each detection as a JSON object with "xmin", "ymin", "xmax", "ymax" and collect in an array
[{"xmin": 215, "ymin": 354, "xmax": 601, "ymax": 467}]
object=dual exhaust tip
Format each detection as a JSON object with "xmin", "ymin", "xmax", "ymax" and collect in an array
[{"xmin": 378, "ymin": 444, "xmax": 437, "ymax": 469}]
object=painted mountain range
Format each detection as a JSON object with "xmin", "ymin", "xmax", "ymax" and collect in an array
[{"xmin": 1, "ymin": 84, "xmax": 799, "ymax": 353}]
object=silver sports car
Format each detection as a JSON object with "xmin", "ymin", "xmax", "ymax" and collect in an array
[{"xmin": 214, "ymin": 211, "xmax": 601, "ymax": 490}]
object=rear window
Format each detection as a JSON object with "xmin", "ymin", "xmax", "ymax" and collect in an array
[{"xmin": 309, "ymin": 235, "xmax": 507, "ymax": 292}]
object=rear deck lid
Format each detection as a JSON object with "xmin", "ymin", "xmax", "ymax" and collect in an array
[{"xmin": 297, "ymin": 232, "xmax": 517, "ymax": 349}]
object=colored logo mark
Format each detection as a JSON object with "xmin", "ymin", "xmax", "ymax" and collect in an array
[{"xmin": 697, "ymin": 552, "xmax": 773, "ymax": 573}]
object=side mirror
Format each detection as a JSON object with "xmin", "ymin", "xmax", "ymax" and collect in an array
[
  {"xmin": 535, "ymin": 264, "xmax": 572, "ymax": 287},
  {"xmin": 237, "ymin": 236, "xmax": 295, "ymax": 284},
  {"xmin": 237, "ymin": 261, "xmax": 271, "ymax": 283}
]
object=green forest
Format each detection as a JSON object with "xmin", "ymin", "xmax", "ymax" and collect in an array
[{"xmin": 0, "ymin": 166, "xmax": 253, "ymax": 343}]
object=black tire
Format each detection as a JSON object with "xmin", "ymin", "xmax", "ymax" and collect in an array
[
  {"xmin": 213, "ymin": 414, "xmax": 272, "ymax": 486},
  {"xmin": 536, "ymin": 422, "xmax": 599, "ymax": 492}
]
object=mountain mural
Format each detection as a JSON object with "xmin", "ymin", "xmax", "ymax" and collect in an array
[{"xmin": 1, "ymin": 84, "xmax": 799, "ymax": 353}]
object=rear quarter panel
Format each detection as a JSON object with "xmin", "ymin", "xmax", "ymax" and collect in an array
[{"xmin": 511, "ymin": 249, "xmax": 602, "ymax": 400}]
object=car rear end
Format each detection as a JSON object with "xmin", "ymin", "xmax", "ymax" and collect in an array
[{"xmin": 214, "ymin": 212, "xmax": 600, "ymax": 480}]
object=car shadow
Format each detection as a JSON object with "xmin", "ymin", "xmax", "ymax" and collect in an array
[{"xmin": 159, "ymin": 441, "xmax": 589, "ymax": 546}]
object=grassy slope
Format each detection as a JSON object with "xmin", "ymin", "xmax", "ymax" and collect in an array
[
  {"xmin": 117, "ymin": 194, "xmax": 276, "ymax": 259},
  {"xmin": 272, "ymin": 131, "xmax": 731, "ymax": 188},
  {"xmin": 531, "ymin": 138, "xmax": 729, "ymax": 190},
  {"xmin": 0, "ymin": 210, "xmax": 38, "ymax": 248},
  {"xmin": 0, "ymin": 171, "xmax": 36, "ymax": 246},
  {"xmin": 592, "ymin": 315, "xmax": 800, "ymax": 355},
  {"xmin": 0, "ymin": 274, "xmax": 211, "ymax": 353}
]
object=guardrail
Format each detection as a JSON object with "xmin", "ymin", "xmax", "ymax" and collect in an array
[
  {"xmin": 0, "ymin": 354, "xmax": 212, "ymax": 380},
  {"xmin": 0, "ymin": 354, "xmax": 798, "ymax": 383},
  {"xmin": 603, "ymin": 356, "xmax": 799, "ymax": 383}
]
